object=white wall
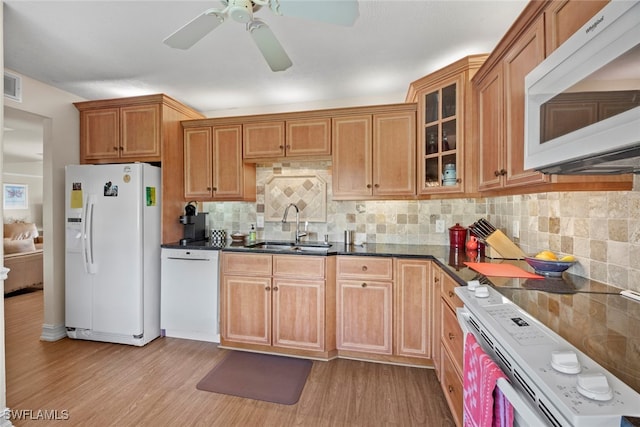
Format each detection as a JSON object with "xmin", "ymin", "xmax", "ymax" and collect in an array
[{"xmin": 3, "ymin": 70, "xmax": 84, "ymax": 343}]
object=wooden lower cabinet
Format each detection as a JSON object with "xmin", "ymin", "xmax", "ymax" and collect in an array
[
  {"xmin": 336, "ymin": 279, "xmax": 393, "ymax": 354},
  {"xmin": 395, "ymin": 258, "xmax": 432, "ymax": 359},
  {"xmin": 439, "ymin": 271, "xmax": 465, "ymax": 427},
  {"xmin": 441, "ymin": 345, "xmax": 464, "ymax": 427},
  {"xmin": 220, "ymin": 252, "xmax": 335, "ymax": 359}
]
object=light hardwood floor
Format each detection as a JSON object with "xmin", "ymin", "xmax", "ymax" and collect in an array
[{"xmin": 5, "ymin": 290, "xmax": 455, "ymax": 426}]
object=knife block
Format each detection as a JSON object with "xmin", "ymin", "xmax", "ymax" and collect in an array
[{"xmin": 484, "ymin": 229, "xmax": 526, "ymax": 259}]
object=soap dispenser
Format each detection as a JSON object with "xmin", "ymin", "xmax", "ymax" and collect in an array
[{"xmin": 249, "ymin": 224, "xmax": 256, "ymax": 242}]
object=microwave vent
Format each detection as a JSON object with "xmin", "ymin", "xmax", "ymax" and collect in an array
[{"xmin": 4, "ymin": 71, "xmax": 22, "ymax": 102}]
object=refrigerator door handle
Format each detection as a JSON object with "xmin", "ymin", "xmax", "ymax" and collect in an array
[{"xmin": 83, "ymin": 195, "xmax": 98, "ymax": 274}]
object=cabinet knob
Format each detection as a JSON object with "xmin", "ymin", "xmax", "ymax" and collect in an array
[
  {"xmin": 448, "ymin": 385, "xmax": 454, "ymax": 393},
  {"xmin": 113, "ymin": 147, "xmax": 119, "ymax": 151},
  {"xmin": 212, "ymin": 187, "xmax": 218, "ymax": 191},
  {"xmin": 273, "ymin": 286, "xmax": 279, "ymax": 292},
  {"xmin": 361, "ymin": 265, "xmax": 368, "ymax": 272},
  {"xmin": 265, "ymin": 286, "xmax": 271, "ymax": 291},
  {"xmin": 434, "ymin": 277, "xmax": 440, "ymax": 283},
  {"xmin": 206, "ymin": 187, "xmax": 212, "ymax": 191},
  {"xmin": 279, "ymin": 145, "xmax": 284, "ymax": 149},
  {"xmin": 361, "ymin": 283, "xmax": 367, "ymax": 288},
  {"xmin": 366, "ymin": 184, "xmax": 372, "ymax": 189},
  {"xmin": 286, "ymin": 145, "xmax": 291, "ymax": 149},
  {"xmin": 448, "ymin": 291, "xmax": 454, "ymax": 298},
  {"xmin": 448, "ymin": 333, "xmax": 455, "ymax": 340},
  {"xmin": 494, "ymin": 170, "xmax": 500, "ymax": 177},
  {"xmin": 119, "ymin": 146, "xmax": 123, "ymax": 151},
  {"xmin": 500, "ymin": 169, "xmax": 507, "ymax": 176},
  {"xmin": 374, "ymin": 184, "xmax": 379, "ymax": 188}
]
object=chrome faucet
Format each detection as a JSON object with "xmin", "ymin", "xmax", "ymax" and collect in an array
[{"xmin": 282, "ymin": 203, "xmax": 307, "ymax": 243}]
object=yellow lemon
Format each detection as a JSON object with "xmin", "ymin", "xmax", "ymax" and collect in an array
[
  {"xmin": 560, "ymin": 255, "xmax": 576, "ymax": 262},
  {"xmin": 535, "ymin": 250, "xmax": 557, "ymax": 261}
]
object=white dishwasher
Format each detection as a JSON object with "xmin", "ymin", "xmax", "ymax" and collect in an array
[{"xmin": 160, "ymin": 248, "xmax": 219, "ymax": 343}]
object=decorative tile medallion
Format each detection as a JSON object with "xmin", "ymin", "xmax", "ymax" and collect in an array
[{"xmin": 265, "ymin": 174, "xmax": 327, "ymax": 222}]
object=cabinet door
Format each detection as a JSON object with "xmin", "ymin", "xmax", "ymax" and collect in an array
[
  {"xmin": 503, "ymin": 17, "xmax": 547, "ymax": 188},
  {"xmin": 431, "ymin": 265, "xmax": 443, "ymax": 380},
  {"xmin": 477, "ymin": 68, "xmax": 504, "ymax": 191},
  {"xmin": 212, "ymin": 125, "xmax": 244, "ymax": 199},
  {"xmin": 545, "ymin": 0, "xmax": 609, "ymax": 54},
  {"xmin": 221, "ymin": 275, "xmax": 271, "ymax": 345},
  {"xmin": 285, "ymin": 118, "xmax": 331, "ymax": 157},
  {"xmin": 80, "ymin": 108, "xmax": 120, "ymax": 161},
  {"xmin": 243, "ymin": 122, "xmax": 285, "ymax": 158},
  {"xmin": 332, "ymin": 115, "xmax": 372, "ymax": 198},
  {"xmin": 336, "ymin": 279, "xmax": 392, "ymax": 354},
  {"xmin": 395, "ymin": 259, "xmax": 431, "ymax": 358},
  {"xmin": 120, "ymin": 104, "xmax": 161, "ymax": 159},
  {"xmin": 372, "ymin": 112, "xmax": 416, "ymax": 197},
  {"xmin": 184, "ymin": 127, "xmax": 213, "ymax": 199},
  {"xmin": 272, "ymin": 278, "xmax": 325, "ymax": 351}
]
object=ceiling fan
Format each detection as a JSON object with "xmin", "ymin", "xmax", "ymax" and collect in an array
[{"xmin": 163, "ymin": 0, "xmax": 359, "ymax": 72}]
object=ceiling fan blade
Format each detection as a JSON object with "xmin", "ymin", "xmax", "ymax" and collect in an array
[
  {"xmin": 269, "ymin": 0, "xmax": 359, "ymax": 26},
  {"xmin": 247, "ymin": 19, "xmax": 292, "ymax": 72},
  {"xmin": 163, "ymin": 8, "xmax": 225, "ymax": 49}
]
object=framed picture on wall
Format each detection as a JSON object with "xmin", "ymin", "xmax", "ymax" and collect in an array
[{"xmin": 3, "ymin": 183, "xmax": 28, "ymax": 210}]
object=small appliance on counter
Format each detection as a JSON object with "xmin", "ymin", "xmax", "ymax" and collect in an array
[{"xmin": 179, "ymin": 201, "xmax": 208, "ymax": 245}]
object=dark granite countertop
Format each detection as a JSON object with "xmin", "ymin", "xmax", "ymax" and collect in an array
[{"xmin": 161, "ymin": 239, "xmax": 640, "ymax": 393}]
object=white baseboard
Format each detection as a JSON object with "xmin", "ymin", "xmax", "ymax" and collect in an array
[{"xmin": 40, "ymin": 323, "xmax": 66, "ymax": 342}]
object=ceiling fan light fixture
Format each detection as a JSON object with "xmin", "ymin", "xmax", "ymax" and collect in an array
[{"xmin": 228, "ymin": 0, "xmax": 254, "ymax": 23}]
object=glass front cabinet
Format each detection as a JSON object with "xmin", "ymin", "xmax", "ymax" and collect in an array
[{"xmin": 407, "ymin": 55, "xmax": 487, "ymax": 196}]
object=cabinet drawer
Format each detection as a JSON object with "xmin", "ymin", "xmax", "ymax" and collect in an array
[
  {"xmin": 222, "ymin": 253, "xmax": 272, "ymax": 275},
  {"xmin": 441, "ymin": 302, "xmax": 464, "ymax": 373},
  {"xmin": 441, "ymin": 347, "xmax": 464, "ymax": 427},
  {"xmin": 273, "ymin": 255, "xmax": 325, "ymax": 279},
  {"xmin": 336, "ymin": 256, "xmax": 393, "ymax": 280},
  {"xmin": 441, "ymin": 273, "xmax": 463, "ymax": 310}
]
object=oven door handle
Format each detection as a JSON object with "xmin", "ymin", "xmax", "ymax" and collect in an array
[{"xmin": 456, "ymin": 306, "xmax": 548, "ymax": 427}]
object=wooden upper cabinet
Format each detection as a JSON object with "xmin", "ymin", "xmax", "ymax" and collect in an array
[
  {"xmin": 184, "ymin": 125, "xmax": 255, "ymax": 201},
  {"xmin": 120, "ymin": 104, "xmax": 161, "ymax": 158},
  {"xmin": 372, "ymin": 111, "xmax": 416, "ymax": 197},
  {"xmin": 184, "ymin": 127, "xmax": 213, "ymax": 199},
  {"xmin": 545, "ymin": 0, "xmax": 609, "ymax": 54},
  {"xmin": 407, "ymin": 56, "xmax": 487, "ymax": 197},
  {"xmin": 332, "ymin": 104, "xmax": 416, "ymax": 200},
  {"xmin": 243, "ymin": 118, "xmax": 331, "ymax": 159},
  {"xmin": 332, "ymin": 115, "xmax": 372, "ymax": 198},
  {"xmin": 243, "ymin": 121, "xmax": 285, "ymax": 158},
  {"xmin": 476, "ymin": 16, "xmax": 547, "ymax": 191},
  {"xmin": 285, "ymin": 118, "xmax": 331, "ymax": 157},
  {"xmin": 77, "ymin": 99, "xmax": 162, "ymax": 163},
  {"xmin": 473, "ymin": 0, "xmax": 630, "ymax": 194},
  {"xmin": 81, "ymin": 104, "xmax": 161, "ymax": 161},
  {"xmin": 502, "ymin": 16, "xmax": 547, "ymax": 188},
  {"xmin": 80, "ymin": 108, "xmax": 120, "ymax": 160}
]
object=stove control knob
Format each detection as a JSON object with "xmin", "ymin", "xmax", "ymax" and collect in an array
[
  {"xmin": 551, "ymin": 350, "xmax": 581, "ymax": 374},
  {"xmin": 576, "ymin": 373, "xmax": 613, "ymax": 401},
  {"xmin": 474, "ymin": 286, "xmax": 489, "ymax": 298},
  {"xmin": 467, "ymin": 280, "xmax": 480, "ymax": 291}
]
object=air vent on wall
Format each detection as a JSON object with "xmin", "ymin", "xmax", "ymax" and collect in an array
[{"xmin": 4, "ymin": 71, "xmax": 22, "ymax": 102}]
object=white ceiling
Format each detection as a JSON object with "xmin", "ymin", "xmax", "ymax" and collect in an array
[{"xmin": 3, "ymin": 0, "xmax": 528, "ymax": 161}]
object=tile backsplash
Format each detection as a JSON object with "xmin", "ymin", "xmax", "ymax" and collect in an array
[{"xmin": 204, "ymin": 162, "xmax": 639, "ymax": 292}]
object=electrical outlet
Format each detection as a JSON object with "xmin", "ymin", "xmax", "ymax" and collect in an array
[
  {"xmin": 256, "ymin": 215, "xmax": 264, "ymax": 228},
  {"xmin": 436, "ymin": 220, "xmax": 445, "ymax": 233},
  {"xmin": 513, "ymin": 220, "xmax": 520, "ymax": 239}
]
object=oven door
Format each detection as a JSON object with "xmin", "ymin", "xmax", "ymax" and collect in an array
[{"xmin": 457, "ymin": 307, "xmax": 547, "ymax": 427}]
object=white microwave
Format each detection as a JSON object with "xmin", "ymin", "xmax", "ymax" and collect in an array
[{"xmin": 524, "ymin": 0, "xmax": 640, "ymax": 174}]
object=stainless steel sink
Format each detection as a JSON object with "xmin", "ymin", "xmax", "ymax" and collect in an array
[{"xmin": 245, "ymin": 241, "xmax": 331, "ymax": 253}]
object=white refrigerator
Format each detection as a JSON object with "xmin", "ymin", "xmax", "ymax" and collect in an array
[{"xmin": 65, "ymin": 163, "xmax": 161, "ymax": 346}]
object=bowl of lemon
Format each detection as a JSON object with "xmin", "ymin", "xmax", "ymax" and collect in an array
[{"xmin": 525, "ymin": 251, "xmax": 576, "ymax": 277}]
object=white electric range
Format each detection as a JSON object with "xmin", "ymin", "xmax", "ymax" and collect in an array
[{"xmin": 455, "ymin": 283, "xmax": 640, "ymax": 427}]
